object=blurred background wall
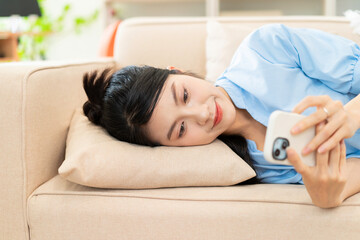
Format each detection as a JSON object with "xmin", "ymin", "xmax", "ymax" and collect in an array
[
  {"xmin": 43, "ymin": 0, "xmax": 106, "ymax": 60},
  {"xmin": 1, "ymin": 0, "xmax": 360, "ymax": 61}
]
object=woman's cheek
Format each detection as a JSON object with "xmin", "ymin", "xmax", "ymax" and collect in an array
[{"xmin": 182, "ymin": 130, "xmax": 210, "ymax": 145}]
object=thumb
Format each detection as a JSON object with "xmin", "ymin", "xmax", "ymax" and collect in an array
[{"xmin": 287, "ymin": 147, "xmax": 309, "ymax": 176}]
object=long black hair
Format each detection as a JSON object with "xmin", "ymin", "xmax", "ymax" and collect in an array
[{"xmin": 83, "ymin": 65, "xmax": 259, "ymax": 184}]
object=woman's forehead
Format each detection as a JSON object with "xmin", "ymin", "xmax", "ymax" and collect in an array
[{"xmin": 145, "ymin": 77, "xmax": 176, "ymax": 141}]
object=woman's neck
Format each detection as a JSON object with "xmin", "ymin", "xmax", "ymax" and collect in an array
[
  {"xmin": 217, "ymin": 86, "xmax": 266, "ymax": 151},
  {"xmin": 224, "ymin": 108, "xmax": 267, "ymax": 151}
]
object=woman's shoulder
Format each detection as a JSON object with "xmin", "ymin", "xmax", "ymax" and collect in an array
[{"xmin": 243, "ymin": 23, "xmax": 291, "ymax": 45}]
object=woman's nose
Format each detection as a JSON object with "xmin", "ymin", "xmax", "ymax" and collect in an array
[{"xmin": 184, "ymin": 104, "xmax": 210, "ymax": 125}]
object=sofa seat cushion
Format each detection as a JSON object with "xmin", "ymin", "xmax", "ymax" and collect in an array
[{"xmin": 28, "ymin": 175, "xmax": 360, "ymax": 240}]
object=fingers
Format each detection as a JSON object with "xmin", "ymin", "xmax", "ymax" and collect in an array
[
  {"xmin": 292, "ymin": 96, "xmax": 348, "ymax": 155},
  {"xmin": 292, "ymin": 95, "xmax": 331, "ymax": 115},
  {"xmin": 302, "ymin": 114, "xmax": 343, "ymax": 154},
  {"xmin": 291, "ymin": 96, "xmax": 343, "ymax": 135},
  {"xmin": 291, "ymin": 107, "xmax": 329, "ymax": 134},
  {"xmin": 314, "ymin": 122, "xmax": 329, "ymax": 171},
  {"xmin": 328, "ymin": 142, "xmax": 340, "ymax": 175},
  {"xmin": 339, "ymin": 140, "xmax": 347, "ymax": 175},
  {"xmin": 317, "ymin": 126, "xmax": 347, "ymax": 153},
  {"xmin": 287, "ymin": 147, "xmax": 310, "ymax": 176}
]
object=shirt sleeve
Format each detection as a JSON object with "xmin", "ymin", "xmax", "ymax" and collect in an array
[{"xmin": 236, "ymin": 24, "xmax": 360, "ymax": 95}]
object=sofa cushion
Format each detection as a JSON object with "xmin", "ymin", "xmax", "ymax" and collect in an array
[
  {"xmin": 58, "ymin": 108, "xmax": 256, "ymax": 189},
  {"xmin": 114, "ymin": 17, "xmax": 207, "ymax": 78},
  {"xmin": 28, "ymin": 175, "xmax": 360, "ymax": 240}
]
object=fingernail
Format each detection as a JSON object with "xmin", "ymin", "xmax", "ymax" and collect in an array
[
  {"xmin": 302, "ymin": 146, "xmax": 311, "ymax": 155},
  {"xmin": 291, "ymin": 126, "xmax": 300, "ymax": 134},
  {"xmin": 318, "ymin": 145, "xmax": 326, "ymax": 153}
]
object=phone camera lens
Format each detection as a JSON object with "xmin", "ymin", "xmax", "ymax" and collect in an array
[
  {"xmin": 282, "ymin": 142, "xmax": 288, "ymax": 149},
  {"xmin": 275, "ymin": 149, "xmax": 280, "ymax": 157}
]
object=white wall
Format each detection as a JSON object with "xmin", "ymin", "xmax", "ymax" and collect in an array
[
  {"xmin": 221, "ymin": 0, "xmax": 323, "ymax": 15},
  {"xmin": 337, "ymin": 0, "xmax": 360, "ymax": 15},
  {"xmin": 43, "ymin": 0, "xmax": 206, "ymax": 60},
  {"xmin": 43, "ymin": 0, "xmax": 106, "ymax": 60},
  {"xmin": 41, "ymin": 0, "xmax": 360, "ymax": 60},
  {"xmin": 117, "ymin": 2, "xmax": 205, "ymax": 18}
]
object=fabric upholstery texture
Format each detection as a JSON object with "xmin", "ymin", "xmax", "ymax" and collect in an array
[
  {"xmin": 28, "ymin": 175, "xmax": 360, "ymax": 240},
  {"xmin": 114, "ymin": 17, "xmax": 208, "ymax": 78},
  {"xmin": 1, "ymin": 59, "xmax": 116, "ymax": 240},
  {"xmin": 59, "ymin": 108, "xmax": 256, "ymax": 188}
]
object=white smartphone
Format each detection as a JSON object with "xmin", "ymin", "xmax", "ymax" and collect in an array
[{"xmin": 263, "ymin": 111, "xmax": 316, "ymax": 166}]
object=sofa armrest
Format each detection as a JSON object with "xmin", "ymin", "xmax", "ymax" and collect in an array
[{"xmin": 0, "ymin": 59, "xmax": 116, "ymax": 240}]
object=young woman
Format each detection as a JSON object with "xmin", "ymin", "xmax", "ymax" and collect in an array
[{"xmin": 83, "ymin": 24, "xmax": 360, "ymax": 208}]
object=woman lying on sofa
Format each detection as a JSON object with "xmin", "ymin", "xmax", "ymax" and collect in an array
[{"xmin": 82, "ymin": 24, "xmax": 360, "ymax": 208}]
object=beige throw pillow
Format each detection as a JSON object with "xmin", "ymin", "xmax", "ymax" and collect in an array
[{"xmin": 59, "ymin": 108, "xmax": 256, "ymax": 189}]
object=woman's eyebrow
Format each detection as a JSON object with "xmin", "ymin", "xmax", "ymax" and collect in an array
[
  {"xmin": 167, "ymin": 82, "xmax": 178, "ymax": 140},
  {"xmin": 167, "ymin": 122, "xmax": 176, "ymax": 140},
  {"xmin": 171, "ymin": 82, "xmax": 178, "ymax": 105}
]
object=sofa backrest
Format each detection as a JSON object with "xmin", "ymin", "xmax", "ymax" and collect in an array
[{"xmin": 113, "ymin": 16, "xmax": 360, "ymax": 78}]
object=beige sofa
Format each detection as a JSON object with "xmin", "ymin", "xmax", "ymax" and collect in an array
[{"xmin": 2, "ymin": 17, "xmax": 360, "ymax": 240}]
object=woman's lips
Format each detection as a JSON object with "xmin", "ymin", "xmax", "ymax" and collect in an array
[{"xmin": 213, "ymin": 101, "xmax": 223, "ymax": 128}]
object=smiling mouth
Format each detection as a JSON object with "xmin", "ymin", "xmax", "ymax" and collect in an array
[{"xmin": 213, "ymin": 101, "xmax": 223, "ymax": 128}]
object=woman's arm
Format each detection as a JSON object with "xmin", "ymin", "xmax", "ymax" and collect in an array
[
  {"xmin": 243, "ymin": 24, "xmax": 360, "ymax": 94},
  {"xmin": 344, "ymin": 94, "xmax": 360, "ymax": 129}
]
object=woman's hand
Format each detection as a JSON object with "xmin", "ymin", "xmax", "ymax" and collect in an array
[
  {"xmin": 291, "ymin": 95, "xmax": 359, "ymax": 155},
  {"xmin": 287, "ymin": 121, "xmax": 349, "ymax": 208}
]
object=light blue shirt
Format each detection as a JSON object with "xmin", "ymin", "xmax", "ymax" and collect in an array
[{"xmin": 215, "ymin": 24, "xmax": 360, "ymax": 184}]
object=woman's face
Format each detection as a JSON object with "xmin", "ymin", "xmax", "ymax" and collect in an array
[{"xmin": 145, "ymin": 74, "xmax": 236, "ymax": 146}]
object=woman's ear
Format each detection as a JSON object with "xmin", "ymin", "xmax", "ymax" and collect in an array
[{"xmin": 166, "ymin": 66, "xmax": 184, "ymax": 73}]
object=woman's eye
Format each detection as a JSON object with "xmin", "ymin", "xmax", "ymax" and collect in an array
[
  {"xmin": 183, "ymin": 89, "xmax": 188, "ymax": 103},
  {"xmin": 179, "ymin": 121, "xmax": 185, "ymax": 137}
]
